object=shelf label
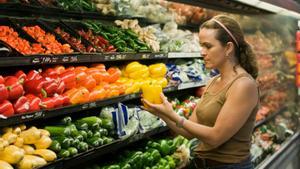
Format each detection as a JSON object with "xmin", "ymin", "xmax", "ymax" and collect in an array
[
  {"xmin": 81, "ymin": 104, "xmax": 89, "ymax": 110},
  {"xmin": 141, "ymin": 54, "xmax": 151, "ymax": 59},
  {"xmin": 116, "ymin": 54, "xmax": 127, "ymax": 60},
  {"xmin": 153, "ymin": 53, "xmax": 166, "ymax": 58},
  {"xmin": 31, "ymin": 56, "xmax": 78, "ymax": 64},
  {"xmin": 89, "ymin": 102, "xmax": 97, "ymax": 108},
  {"xmin": 21, "ymin": 111, "xmax": 44, "ymax": 120}
]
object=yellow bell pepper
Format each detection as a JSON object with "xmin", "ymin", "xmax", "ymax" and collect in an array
[
  {"xmin": 154, "ymin": 77, "xmax": 168, "ymax": 88},
  {"xmin": 142, "ymin": 83, "xmax": 163, "ymax": 106},
  {"xmin": 128, "ymin": 66, "xmax": 149, "ymax": 79},
  {"xmin": 149, "ymin": 63, "xmax": 167, "ymax": 78},
  {"xmin": 125, "ymin": 82, "xmax": 141, "ymax": 94},
  {"xmin": 125, "ymin": 61, "xmax": 143, "ymax": 74}
]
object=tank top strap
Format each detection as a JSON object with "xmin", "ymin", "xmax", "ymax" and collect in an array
[
  {"xmin": 223, "ymin": 73, "xmax": 252, "ymax": 94},
  {"xmin": 205, "ymin": 75, "xmax": 220, "ymax": 92}
]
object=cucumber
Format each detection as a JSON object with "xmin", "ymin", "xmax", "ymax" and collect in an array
[
  {"xmin": 76, "ymin": 116, "xmax": 102, "ymax": 129},
  {"xmin": 102, "ymin": 137, "xmax": 113, "ymax": 144},
  {"xmin": 99, "ymin": 128, "xmax": 108, "ymax": 136},
  {"xmin": 87, "ymin": 137, "xmax": 100, "ymax": 147},
  {"xmin": 93, "ymin": 131, "xmax": 101, "ymax": 138},
  {"xmin": 87, "ymin": 130, "xmax": 93, "ymax": 138},
  {"xmin": 67, "ymin": 147, "xmax": 78, "ymax": 156},
  {"xmin": 75, "ymin": 134, "xmax": 84, "ymax": 142},
  {"xmin": 45, "ymin": 126, "xmax": 71, "ymax": 136},
  {"xmin": 53, "ymin": 136, "xmax": 73, "ymax": 148},
  {"xmin": 101, "ymin": 119, "xmax": 114, "ymax": 131},
  {"xmin": 79, "ymin": 130, "xmax": 88, "ymax": 140},
  {"xmin": 68, "ymin": 124, "xmax": 79, "ymax": 137},
  {"xmin": 58, "ymin": 149, "xmax": 70, "ymax": 158},
  {"xmin": 49, "ymin": 140, "xmax": 61, "ymax": 152},
  {"xmin": 76, "ymin": 142, "xmax": 89, "ymax": 152},
  {"xmin": 72, "ymin": 138, "xmax": 80, "ymax": 147},
  {"xmin": 74, "ymin": 121, "xmax": 89, "ymax": 131},
  {"xmin": 60, "ymin": 116, "xmax": 72, "ymax": 125}
]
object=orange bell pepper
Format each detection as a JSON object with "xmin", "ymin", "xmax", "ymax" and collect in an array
[
  {"xmin": 107, "ymin": 67, "xmax": 121, "ymax": 83},
  {"xmin": 86, "ymin": 68, "xmax": 103, "ymax": 84},
  {"xmin": 54, "ymin": 65, "xmax": 66, "ymax": 75},
  {"xmin": 75, "ymin": 70, "xmax": 88, "ymax": 87},
  {"xmin": 89, "ymin": 86, "xmax": 107, "ymax": 102},
  {"xmin": 91, "ymin": 64, "xmax": 106, "ymax": 72},
  {"xmin": 64, "ymin": 87, "xmax": 90, "ymax": 105},
  {"xmin": 78, "ymin": 75, "xmax": 96, "ymax": 91},
  {"xmin": 75, "ymin": 66, "xmax": 88, "ymax": 72}
]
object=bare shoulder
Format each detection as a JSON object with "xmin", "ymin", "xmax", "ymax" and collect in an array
[{"xmin": 227, "ymin": 76, "xmax": 258, "ymax": 97}]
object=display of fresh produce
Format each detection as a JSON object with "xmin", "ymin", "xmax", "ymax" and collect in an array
[
  {"xmin": 171, "ymin": 96, "xmax": 199, "ymax": 119},
  {"xmin": 115, "ymin": 19, "xmax": 160, "ymax": 52},
  {"xmin": 92, "ymin": 0, "xmax": 116, "ymax": 15},
  {"xmin": 84, "ymin": 135, "xmax": 190, "ymax": 169},
  {"xmin": 55, "ymin": 27, "xmax": 96, "ymax": 53},
  {"xmin": 45, "ymin": 116, "xmax": 114, "ymax": 158},
  {"xmin": 0, "ymin": 26, "xmax": 45, "ymax": 55},
  {"xmin": 56, "ymin": 0, "xmax": 96, "ymax": 12},
  {"xmin": 22, "ymin": 25, "xmax": 74, "ymax": 54},
  {"xmin": 84, "ymin": 21, "xmax": 150, "ymax": 52},
  {"xmin": 0, "ymin": 124, "xmax": 56, "ymax": 169}
]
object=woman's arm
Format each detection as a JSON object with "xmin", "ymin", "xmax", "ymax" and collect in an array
[{"xmin": 143, "ymin": 77, "xmax": 258, "ymax": 148}]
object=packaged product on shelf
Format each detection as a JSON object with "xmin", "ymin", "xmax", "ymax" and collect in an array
[
  {"xmin": 117, "ymin": 103, "xmax": 139, "ymax": 139},
  {"xmin": 136, "ymin": 107, "xmax": 165, "ymax": 133},
  {"xmin": 166, "ymin": 59, "xmax": 210, "ymax": 85}
]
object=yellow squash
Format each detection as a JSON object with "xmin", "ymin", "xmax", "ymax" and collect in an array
[
  {"xmin": 34, "ymin": 149, "xmax": 57, "ymax": 162},
  {"xmin": 17, "ymin": 155, "xmax": 47, "ymax": 169},
  {"xmin": 0, "ymin": 160, "xmax": 13, "ymax": 169},
  {"xmin": 2, "ymin": 132, "xmax": 17, "ymax": 144},
  {"xmin": 38, "ymin": 129, "xmax": 50, "ymax": 137},
  {"xmin": 34, "ymin": 135, "xmax": 52, "ymax": 149},
  {"xmin": 14, "ymin": 137, "xmax": 24, "ymax": 148},
  {"xmin": 0, "ymin": 145, "xmax": 24, "ymax": 164},
  {"xmin": 20, "ymin": 127, "xmax": 41, "ymax": 144},
  {"xmin": 22, "ymin": 145, "xmax": 35, "ymax": 155}
]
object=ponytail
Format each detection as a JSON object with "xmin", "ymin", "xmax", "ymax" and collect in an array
[{"xmin": 238, "ymin": 41, "xmax": 258, "ymax": 79}]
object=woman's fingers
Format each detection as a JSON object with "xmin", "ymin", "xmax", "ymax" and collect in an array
[{"xmin": 160, "ymin": 93, "xmax": 168, "ymax": 103}]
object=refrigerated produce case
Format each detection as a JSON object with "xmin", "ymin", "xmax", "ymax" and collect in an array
[{"xmin": 0, "ymin": 0, "xmax": 299, "ymax": 169}]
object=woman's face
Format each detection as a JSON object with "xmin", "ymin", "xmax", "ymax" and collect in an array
[{"xmin": 199, "ymin": 28, "xmax": 227, "ymax": 69}]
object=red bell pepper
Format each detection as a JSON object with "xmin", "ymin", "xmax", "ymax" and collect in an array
[
  {"xmin": 56, "ymin": 79, "xmax": 66, "ymax": 95},
  {"xmin": 43, "ymin": 77, "xmax": 58, "ymax": 97},
  {"xmin": 41, "ymin": 97, "xmax": 55, "ymax": 109},
  {"xmin": 15, "ymin": 70, "xmax": 27, "ymax": 84},
  {"xmin": 54, "ymin": 65, "xmax": 66, "ymax": 75},
  {"xmin": 26, "ymin": 70, "xmax": 42, "ymax": 81},
  {"xmin": 24, "ymin": 78, "xmax": 47, "ymax": 97},
  {"xmin": 42, "ymin": 68, "xmax": 59, "ymax": 78},
  {"xmin": 5, "ymin": 76, "xmax": 24, "ymax": 100},
  {"xmin": 25, "ymin": 94, "xmax": 41, "ymax": 112},
  {"xmin": 62, "ymin": 95, "xmax": 70, "ymax": 106},
  {"xmin": 0, "ymin": 84, "xmax": 8, "ymax": 103},
  {"xmin": 0, "ymin": 100, "xmax": 14, "ymax": 117},
  {"xmin": 60, "ymin": 70, "xmax": 76, "ymax": 90},
  {"xmin": 0, "ymin": 75, "xmax": 5, "ymax": 84},
  {"xmin": 52, "ymin": 94, "xmax": 64, "ymax": 108},
  {"xmin": 13, "ymin": 96, "xmax": 30, "ymax": 114}
]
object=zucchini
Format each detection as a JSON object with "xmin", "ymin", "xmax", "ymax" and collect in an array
[
  {"xmin": 45, "ymin": 126, "xmax": 71, "ymax": 136},
  {"xmin": 58, "ymin": 149, "xmax": 70, "ymax": 158},
  {"xmin": 87, "ymin": 137, "xmax": 101, "ymax": 147},
  {"xmin": 101, "ymin": 119, "xmax": 114, "ymax": 131},
  {"xmin": 102, "ymin": 137, "xmax": 113, "ymax": 144},
  {"xmin": 74, "ymin": 122, "xmax": 89, "ymax": 131},
  {"xmin": 67, "ymin": 147, "xmax": 78, "ymax": 156},
  {"xmin": 60, "ymin": 116, "xmax": 72, "ymax": 125},
  {"xmin": 79, "ymin": 130, "xmax": 88, "ymax": 140},
  {"xmin": 76, "ymin": 142, "xmax": 89, "ymax": 152},
  {"xmin": 49, "ymin": 140, "xmax": 61, "ymax": 152},
  {"xmin": 93, "ymin": 131, "xmax": 101, "ymax": 138},
  {"xmin": 53, "ymin": 136, "xmax": 73, "ymax": 149},
  {"xmin": 99, "ymin": 128, "xmax": 108, "ymax": 136},
  {"xmin": 76, "ymin": 116, "xmax": 102, "ymax": 129},
  {"xmin": 87, "ymin": 130, "xmax": 93, "ymax": 138}
]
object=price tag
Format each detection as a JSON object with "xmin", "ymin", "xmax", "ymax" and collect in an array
[
  {"xmin": 81, "ymin": 104, "xmax": 89, "ymax": 110},
  {"xmin": 104, "ymin": 55, "xmax": 111, "ymax": 61},
  {"xmin": 21, "ymin": 111, "xmax": 44, "ymax": 120},
  {"xmin": 116, "ymin": 54, "xmax": 126, "ymax": 60},
  {"xmin": 141, "ymin": 54, "xmax": 150, "ymax": 59},
  {"xmin": 154, "ymin": 53, "xmax": 166, "ymax": 58},
  {"xmin": 89, "ymin": 102, "xmax": 97, "ymax": 108},
  {"xmin": 70, "ymin": 56, "xmax": 78, "ymax": 62}
]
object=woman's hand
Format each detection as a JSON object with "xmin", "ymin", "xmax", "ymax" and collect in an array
[{"xmin": 141, "ymin": 93, "xmax": 176, "ymax": 119}]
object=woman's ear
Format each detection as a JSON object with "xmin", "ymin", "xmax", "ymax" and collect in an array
[{"xmin": 225, "ymin": 42, "xmax": 235, "ymax": 57}]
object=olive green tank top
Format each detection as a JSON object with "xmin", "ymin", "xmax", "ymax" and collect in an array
[{"xmin": 194, "ymin": 73, "xmax": 258, "ymax": 163}]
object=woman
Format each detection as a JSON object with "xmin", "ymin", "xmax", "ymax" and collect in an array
[{"xmin": 142, "ymin": 15, "xmax": 259, "ymax": 169}]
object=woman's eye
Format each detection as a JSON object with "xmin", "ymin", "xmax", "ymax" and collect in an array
[{"xmin": 201, "ymin": 44, "xmax": 212, "ymax": 49}]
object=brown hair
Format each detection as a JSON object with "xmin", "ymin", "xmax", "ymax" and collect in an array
[{"xmin": 200, "ymin": 15, "xmax": 258, "ymax": 79}]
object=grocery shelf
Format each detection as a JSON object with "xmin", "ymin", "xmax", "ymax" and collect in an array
[
  {"xmin": 168, "ymin": 52, "xmax": 202, "ymax": 58},
  {"xmin": 0, "ymin": 81, "xmax": 207, "ymax": 127},
  {"xmin": 168, "ymin": 0, "xmax": 272, "ymax": 14},
  {"xmin": 37, "ymin": 126, "xmax": 168, "ymax": 169},
  {"xmin": 255, "ymin": 132, "xmax": 300, "ymax": 169},
  {"xmin": 0, "ymin": 52, "xmax": 206, "ymax": 67},
  {"xmin": 254, "ymin": 107, "xmax": 287, "ymax": 129}
]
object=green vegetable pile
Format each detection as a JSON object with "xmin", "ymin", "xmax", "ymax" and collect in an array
[
  {"xmin": 57, "ymin": 0, "xmax": 97, "ymax": 12},
  {"xmin": 84, "ymin": 21, "xmax": 151, "ymax": 52},
  {"xmin": 85, "ymin": 136, "xmax": 190, "ymax": 169},
  {"xmin": 45, "ymin": 116, "xmax": 114, "ymax": 158}
]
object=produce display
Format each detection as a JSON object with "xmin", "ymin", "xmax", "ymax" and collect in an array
[
  {"xmin": 0, "ymin": 61, "xmax": 191, "ymax": 117},
  {"xmin": 56, "ymin": 0, "xmax": 96, "ymax": 12},
  {"xmin": 54, "ymin": 27, "xmax": 96, "ymax": 53},
  {"xmin": 22, "ymin": 25, "xmax": 74, "ymax": 54},
  {"xmin": 251, "ymin": 110, "xmax": 297, "ymax": 166},
  {"xmin": 0, "ymin": 26, "xmax": 45, "ymax": 55},
  {"xmin": 45, "ymin": 115, "xmax": 114, "ymax": 158},
  {"xmin": 171, "ymin": 96, "xmax": 199, "ymax": 119},
  {"xmin": 0, "ymin": 124, "xmax": 56, "ymax": 169},
  {"xmin": 83, "ymin": 135, "xmax": 191, "ymax": 169}
]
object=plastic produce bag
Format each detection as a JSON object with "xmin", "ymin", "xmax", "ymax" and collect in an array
[
  {"xmin": 117, "ymin": 103, "xmax": 139, "ymax": 140},
  {"xmin": 136, "ymin": 107, "xmax": 165, "ymax": 133}
]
